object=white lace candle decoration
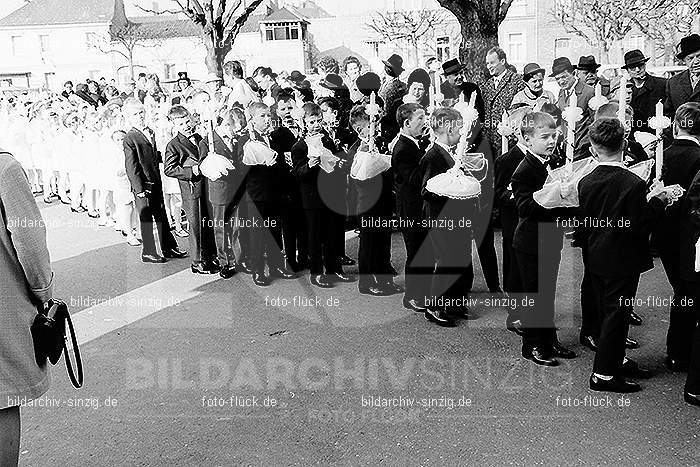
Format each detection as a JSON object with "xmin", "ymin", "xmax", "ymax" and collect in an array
[
  {"xmin": 617, "ymin": 75, "xmax": 628, "ymax": 124},
  {"xmin": 562, "ymin": 91, "xmax": 583, "ymax": 176},
  {"xmin": 648, "ymin": 100, "xmax": 671, "ymax": 182},
  {"xmin": 588, "ymin": 82, "xmax": 609, "ymax": 111}
]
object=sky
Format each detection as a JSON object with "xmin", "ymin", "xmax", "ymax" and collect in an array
[{"xmin": 0, "ymin": 0, "xmax": 25, "ymax": 20}]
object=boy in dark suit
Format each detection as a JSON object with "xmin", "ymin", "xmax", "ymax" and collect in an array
[
  {"xmin": 164, "ymin": 105, "xmax": 217, "ymax": 274},
  {"xmin": 393, "ymin": 103, "xmax": 431, "ymax": 312},
  {"xmin": 198, "ymin": 107, "xmax": 247, "ymax": 279},
  {"xmin": 657, "ymin": 102, "xmax": 700, "ymax": 371},
  {"xmin": 511, "ymin": 112, "xmax": 576, "ymax": 366},
  {"xmin": 122, "ymin": 98, "xmax": 187, "ymax": 263},
  {"xmin": 237, "ymin": 102, "xmax": 295, "ymax": 287},
  {"xmin": 578, "ymin": 117, "xmax": 669, "ymax": 393},
  {"xmin": 292, "ymin": 103, "xmax": 355, "ymax": 288},
  {"xmin": 348, "ymin": 104, "xmax": 400, "ymax": 296},
  {"xmin": 420, "ymin": 107, "xmax": 481, "ymax": 327}
]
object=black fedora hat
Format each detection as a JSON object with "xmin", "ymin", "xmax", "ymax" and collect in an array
[
  {"xmin": 442, "ymin": 58, "xmax": 464, "ymax": 76},
  {"xmin": 319, "ymin": 73, "xmax": 345, "ymax": 90},
  {"xmin": 355, "ymin": 72, "xmax": 382, "ymax": 96},
  {"xmin": 177, "ymin": 71, "xmax": 190, "ymax": 82},
  {"xmin": 677, "ymin": 34, "xmax": 700, "ymax": 59},
  {"xmin": 576, "ymin": 55, "xmax": 601, "ymax": 72},
  {"xmin": 289, "ymin": 70, "xmax": 306, "ymax": 83},
  {"xmin": 294, "ymin": 79, "xmax": 311, "ymax": 90},
  {"xmin": 621, "ymin": 50, "xmax": 650, "ymax": 69},
  {"xmin": 382, "ymin": 54, "xmax": 405, "ymax": 74},
  {"xmin": 550, "ymin": 57, "xmax": 575, "ymax": 77}
]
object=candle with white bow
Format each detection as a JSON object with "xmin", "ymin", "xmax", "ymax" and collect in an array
[
  {"xmin": 655, "ymin": 99, "xmax": 664, "ymax": 181},
  {"xmin": 501, "ymin": 110, "xmax": 509, "ymax": 155},
  {"xmin": 433, "ymin": 71, "xmax": 440, "ymax": 109},
  {"xmin": 595, "ymin": 82, "xmax": 602, "ymax": 100},
  {"xmin": 566, "ymin": 91, "xmax": 578, "ymax": 175},
  {"xmin": 369, "ymin": 91, "xmax": 377, "ymax": 152},
  {"xmin": 617, "ymin": 75, "xmax": 628, "ymax": 124}
]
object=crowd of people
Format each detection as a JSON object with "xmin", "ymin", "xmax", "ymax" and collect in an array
[{"xmin": 2, "ymin": 34, "xmax": 700, "ymax": 418}]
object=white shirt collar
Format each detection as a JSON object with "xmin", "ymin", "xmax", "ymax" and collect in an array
[
  {"xmin": 516, "ymin": 142, "xmax": 529, "ymax": 154},
  {"xmin": 597, "ymin": 160, "xmax": 626, "ymax": 168},
  {"xmin": 400, "ymin": 132, "xmax": 419, "ymax": 147},
  {"xmin": 434, "ymin": 140, "xmax": 453, "ymax": 155},
  {"xmin": 677, "ymin": 135, "xmax": 700, "ymax": 146},
  {"xmin": 528, "ymin": 151, "xmax": 548, "ymax": 166}
]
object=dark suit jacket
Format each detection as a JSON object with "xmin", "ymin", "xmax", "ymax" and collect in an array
[
  {"xmin": 236, "ymin": 131, "xmax": 284, "ymax": 204},
  {"xmin": 630, "ymin": 74, "xmax": 667, "ymax": 134},
  {"xmin": 494, "ymin": 144, "xmax": 526, "ymax": 210},
  {"xmin": 511, "ymin": 152, "xmax": 572, "ymax": 254},
  {"xmin": 269, "ymin": 126, "xmax": 300, "ymax": 198},
  {"xmin": 664, "ymin": 70, "xmax": 700, "ymax": 118},
  {"xmin": 123, "ymin": 127, "xmax": 162, "ymax": 195},
  {"xmin": 392, "ymin": 134, "xmax": 426, "ymax": 220},
  {"xmin": 440, "ymin": 81, "xmax": 486, "ymax": 122},
  {"xmin": 657, "ymin": 139, "xmax": 700, "ymax": 242},
  {"xmin": 578, "ymin": 165, "xmax": 665, "ymax": 277},
  {"xmin": 679, "ymin": 169, "xmax": 700, "ymax": 282},
  {"xmin": 198, "ymin": 131, "xmax": 244, "ymax": 206},
  {"xmin": 164, "ymin": 132, "xmax": 205, "ymax": 199},
  {"xmin": 292, "ymin": 133, "xmax": 342, "ymax": 210}
]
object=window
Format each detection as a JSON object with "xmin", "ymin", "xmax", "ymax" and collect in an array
[
  {"xmin": 264, "ymin": 22, "xmax": 301, "ymax": 41},
  {"xmin": 367, "ymin": 41, "xmax": 381, "ymax": 57},
  {"xmin": 164, "ymin": 63, "xmax": 176, "ymax": 79},
  {"xmin": 44, "ymin": 72, "xmax": 56, "ymax": 89},
  {"xmin": 554, "ymin": 38, "xmax": 571, "ymax": 57},
  {"xmin": 39, "ymin": 34, "xmax": 50, "ymax": 53},
  {"xmin": 507, "ymin": 33, "xmax": 524, "ymax": 62},
  {"xmin": 437, "ymin": 36, "xmax": 450, "ymax": 62},
  {"xmin": 627, "ymin": 34, "xmax": 645, "ymax": 51},
  {"xmin": 11, "ymin": 36, "xmax": 22, "ymax": 56}
]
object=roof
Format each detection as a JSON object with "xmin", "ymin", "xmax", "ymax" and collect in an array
[
  {"xmin": 259, "ymin": 6, "xmax": 307, "ymax": 23},
  {"xmin": 290, "ymin": 2, "xmax": 332, "ymax": 20},
  {"xmin": 128, "ymin": 16, "xmax": 200, "ymax": 40},
  {"xmin": 0, "ymin": 0, "xmax": 114, "ymax": 27},
  {"xmin": 240, "ymin": 13, "xmax": 266, "ymax": 33},
  {"xmin": 318, "ymin": 45, "xmax": 368, "ymax": 67}
]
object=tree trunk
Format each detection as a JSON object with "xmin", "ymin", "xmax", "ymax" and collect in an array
[
  {"xmin": 457, "ymin": 18, "xmax": 499, "ymax": 84},
  {"xmin": 204, "ymin": 37, "xmax": 227, "ymax": 78},
  {"xmin": 128, "ymin": 47, "xmax": 135, "ymax": 80}
]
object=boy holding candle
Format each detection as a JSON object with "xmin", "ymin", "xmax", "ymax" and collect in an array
[{"xmin": 511, "ymin": 112, "xmax": 577, "ymax": 365}]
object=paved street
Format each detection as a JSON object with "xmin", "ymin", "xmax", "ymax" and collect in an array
[{"xmin": 17, "ymin": 201, "xmax": 700, "ymax": 466}]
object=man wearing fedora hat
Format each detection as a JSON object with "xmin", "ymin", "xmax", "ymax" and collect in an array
[
  {"xmin": 576, "ymin": 55, "xmax": 611, "ymax": 97},
  {"xmin": 622, "ymin": 50, "xmax": 667, "ymax": 135},
  {"xmin": 664, "ymin": 34, "xmax": 700, "ymax": 118},
  {"xmin": 439, "ymin": 58, "xmax": 485, "ymax": 119},
  {"xmin": 379, "ymin": 54, "xmax": 408, "ymax": 140},
  {"xmin": 552, "ymin": 56, "xmax": 595, "ymax": 154}
]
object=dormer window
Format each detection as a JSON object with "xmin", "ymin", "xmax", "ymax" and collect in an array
[{"xmin": 264, "ymin": 22, "xmax": 301, "ymax": 41}]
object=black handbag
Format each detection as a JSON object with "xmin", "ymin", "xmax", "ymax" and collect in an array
[{"xmin": 31, "ymin": 299, "xmax": 84, "ymax": 388}]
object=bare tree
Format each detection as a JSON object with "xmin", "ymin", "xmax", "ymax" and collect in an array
[
  {"xmin": 366, "ymin": 9, "xmax": 451, "ymax": 68},
  {"xmin": 633, "ymin": 1, "xmax": 700, "ymax": 64},
  {"xmin": 437, "ymin": 0, "xmax": 515, "ymax": 82},
  {"xmin": 135, "ymin": 0, "xmax": 265, "ymax": 77}
]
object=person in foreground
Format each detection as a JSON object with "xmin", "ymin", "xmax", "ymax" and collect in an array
[
  {"xmin": 578, "ymin": 117, "xmax": 669, "ymax": 393},
  {"xmin": 0, "ymin": 149, "xmax": 55, "ymax": 466}
]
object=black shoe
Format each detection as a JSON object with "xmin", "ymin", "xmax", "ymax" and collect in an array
[
  {"xmin": 622, "ymin": 359, "xmax": 652, "ymax": 379},
  {"xmin": 424, "ymin": 308, "xmax": 456, "ymax": 327},
  {"xmin": 625, "ymin": 337, "xmax": 639, "ymax": 349},
  {"xmin": 253, "ymin": 272, "xmax": 271, "ymax": 287},
  {"xmin": 205, "ymin": 259, "xmax": 222, "ymax": 274},
  {"xmin": 71, "ymin": 206, "xmax": 86, "ymax": 213},
  {"xmin": 237, "ymin": 260, "xmax": 253, "ymax": 275},
  {"xmin": 684, "ymin": 391, "xmax": 700, "ymax": 407},
  {"xmin": 579, "ymin": 334, "xmax": 598, "ymax": 351},
  {"xmin": 629, "ymin": 311, "xmax": 643, "ymax": 326},
  {"xmin": 310, "ymin": 274, "xmax": 333, "ymax": 288},
  {"xmin": 142, "ymin": 254, "xmax": 166, "ymax": 263},
  {"xmin": 270, "ymin": 267, "xmax": 295, "ymax": 279},
  {"xmin": 552, "ymin": 342, "xmax": 577, "ymax": 359},
  {"xmin": 448, "ymin": 306, "xmax": 477, "ymax": 320},
  {"xmin": 489, "ymin": 287, "xmax": 504, "ymax": 294},
  {"xmin": 219, "ymin": 265, "xmax": 237, "ymax": 279},
  {"xmin": 379, "ymin": 281, "xmax": 404, "ymax": 295},
  {"xmin": 339, "ymin": 255, "xmax": 356, "ymax": 266},
  {"xmin": 191, "ymin": 262, "xmax": 215, "ymax": 274},
  {"xmin": 163, "ymin": 248, "xmax": 188, "ymax": 259},
  {"xmin": 329, "ymin": 272, "xmax": 356, "ymax": 283},
  {"xmin": 359, "ymin": 285, "xmax": 392, "ymax": 296},
  {"xmin": 665, "ymin": 357, "xmax": 689, "ymax": 372},
  {"xmin": 589, "ymin": 374, "xmax": 641, "ymax": 393},
  {"xmin": 43, "ymin": 197, "xmax": 53, "ymax": 204},
  {"xmin": 59, "ymin": 196, "xmax": 71, "ymax": 204},
  {"xmin": 403, "ymin": 297, "xmax": 427, "ymax": 313},
  {"xmin": 506, "ymin": 317, "xmax": 524, "ymax": 336},
  {"xmin": 523, "ymin": 347, "xmax": 560, "ymax": 366}
]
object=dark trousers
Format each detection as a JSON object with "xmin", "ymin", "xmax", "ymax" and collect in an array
[
  {"xmin": 305, "ymin": 208, "xmax": 340, "ymax": 275},
  {"xmin": 591, "ymin": 273, "xmax": 640, "ymax": 376},
  {"xmin": 281, "ymin": 193, "xmax": 308, "ymax": 265},
  {"xmin": 248, "ymin": 200, "xmax": 283, "ymax": 274},
  {"xmin": 358, "ymin": 213, "xmax": 392, "ymax": 287},
  {"xmin": 428, "ymin": 226, "xmax": 473, "ymax": 309},
  {"xmin": 181, "ymin": 193, "xmax": 215, "ymax": 264},
  {"xmin": 210, "ymin": 201, "xmax": 237, "ymax": 267},
  {"xmin": 401, "ymin": 226, "xmax": 433, "ymax": 302},
  {"xmin": 237, "ymin": 199, "xmax": 251, "ymax": 262},
  {"xmin": 135, "ymin": 189, "xmax": 178, "ymax": 257},
  {"xmin": 660, "ymin": 246, "xmax": 695, "ymax": 360},
  {"xmin": 515, "ymin": 246, "xmax": 561, "ymax": 351},
  {"xmin": 684, "ymin": 283, "xmax": 700, "ymax": 394},
  {"xmin": 500, "ymin": 206, "xmax": 522, "ymax": 293},
  {"xmin": 475, "ymin": 220, "xmax": 501, "ymax": 291},
  {"xmin": 580, "ymin": 246, "xmax": 600, "ymax": 338}
]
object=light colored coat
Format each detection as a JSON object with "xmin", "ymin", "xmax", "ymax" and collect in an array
[{"xmin": 0, "ymin": 150, "xmax": 53, "ymax": 409}]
